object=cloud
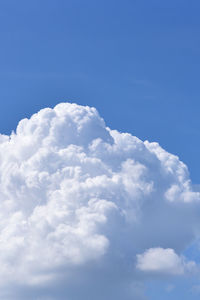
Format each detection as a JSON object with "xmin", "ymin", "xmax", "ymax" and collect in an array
[
  {"xmin": 0, "ymin": 102, "xmax": 199, "ymax": 299},
  {"xmin": 136, "ymin": 247, "xmax": 196, "ymax": 275},
  {"xmin": 165, "ymin": 284, "xmax": 175, "ymax": 293}
]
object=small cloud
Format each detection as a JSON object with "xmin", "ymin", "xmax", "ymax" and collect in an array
[
  {"xmin": 165, "ymin": 284, "xmax": 175, "ymax": 293},
  {"xmin": 136, "ymin": 247, "xmax": 197, "ymax": 275}
]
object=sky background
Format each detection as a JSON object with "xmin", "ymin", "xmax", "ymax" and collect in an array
[{"xmin": 0, "ymin": 1, "xmax": 200, "ymax": 299}]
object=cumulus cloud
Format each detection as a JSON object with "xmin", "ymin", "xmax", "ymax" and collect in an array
[
  {"xmin": 0, "ymin": 102, "xmax": 199, "ymax": 299},
  {"xmin": 136, "ymin": 247, "xmax": 196, "ymax": 275}
]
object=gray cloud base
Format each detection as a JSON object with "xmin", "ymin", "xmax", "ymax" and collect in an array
[{"xmin": 0, "ymin": 102, "xmax": 199, "ymax": 299}]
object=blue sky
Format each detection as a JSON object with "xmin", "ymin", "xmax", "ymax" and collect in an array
[{"xmin": 0, "ymin": 1, "xmax": 200, "ymax": 299}]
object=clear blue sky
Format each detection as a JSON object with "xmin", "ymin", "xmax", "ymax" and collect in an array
[{"xmin": 0, "ymin": 1, "xmax": 200, "ymax": 298}]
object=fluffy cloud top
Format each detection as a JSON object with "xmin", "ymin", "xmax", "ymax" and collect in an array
[{"xmin": 0, "ymin": 102, "xmax": 199, "ymax": 299}]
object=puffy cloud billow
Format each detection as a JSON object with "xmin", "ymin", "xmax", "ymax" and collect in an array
[
  {"xmin": 0, "ymin": 102, "xmax": 200, "ymax": 299},
  {"xmin": 136, "ymin": 247, "xmax": 196, "ymax": 275}
]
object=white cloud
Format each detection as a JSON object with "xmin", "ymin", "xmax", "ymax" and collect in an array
[
  {"xmin": 136, "ymin": 247, "xmax": 196, "ymax": 275},
  {"xmin": 0, "ymin": 102, "xmax": 199, "ymax": 299}
]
